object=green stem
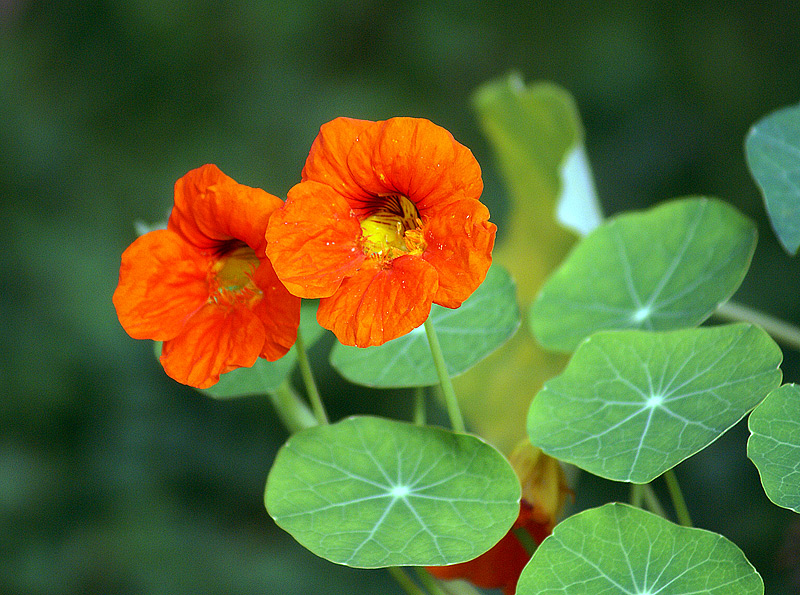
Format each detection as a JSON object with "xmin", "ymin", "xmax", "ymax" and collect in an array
[
  {"xmin": 642, "ymin": 484, "xmax": 668, "ymax": 520},
  {"xmin": 388, "ymin": 567, "xmax": 428, "ymax": 595},
  {"xmin": 413, "ymin": 386, "xmax": 427, "ymax": 426},
  {"xmin": 664, "ymin": 469, "xmax": 693, "ymax": 527},
  {"xmin": 715, "ymin": 300, "xmax": 800, "ymax": 352},
  {"xmin": 513, "ymin": 526, "xmax": 539, "ymax": 557},
  {"xmin": 630, "ymin": 483, "xmax": 645, "ymax": 509},
  {"xmin": 294, "ymin": 328, "xmax": 328, "ymax": 425},
  {"xmin": 267, "ymin": 380, "xmax": 318, "ymax": 433},
  {"xmin": 424, "ymin": 320, "xmax": 466, "ymax": 433},
  {"xmin": 414, "ymin": 568, "xmax": 460, "ymax": 595}
]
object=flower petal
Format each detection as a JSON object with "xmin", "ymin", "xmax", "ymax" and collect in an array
[
  {"xmin": 426, "ymin": 528, "xmax": 529, "ymax": 594},
  {"xmin": 301, "ymin": 117, "xmax": 374, "ymax": 201},
  {"xmin": 169, "ymin": 164, "xmax": 283, "ymax": 256},
  {"xmin": 160, "ymin": 303, "xmax": 266, "ymax": 388},
  {"xmin": 316, "ymin": 256, "xmax": 438, "ymax": 347},
  {"xmin": 422, "ymin": 199, "xmax": 497, "ymax": 308},
  {"xmin": 345, "ymin": 117, "xmax": 484, "ymax": 215},
  {"xmin": 266, "ymin": 181, "xmax": 365, "ymax": 298},
  {"xmin": 113, "ymin": 229, "xmax": 209, "ymax": 341},
  {"xmin": 250, "ymin": 258, "xmax": 302, "ymax": 360}
]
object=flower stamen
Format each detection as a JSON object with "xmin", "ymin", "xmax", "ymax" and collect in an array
[
  {"xmin": 209, "ymin": 243, "xmax": 262, "ymax": 305},
  {"xmin": 359, "ymin": 194, "xmax": 426, "ymax": 261}
]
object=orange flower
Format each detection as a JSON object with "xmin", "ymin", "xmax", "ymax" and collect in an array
[
  {"xmin": 426, "ymin": 501, "xmax": 549, "ymax": 595},
  {"xmin": 113, "ymin": 164, "xmax": 301, "ymax": 389},
  {"xmin": 427, "ymin": 442, "xmax": 570, "ymax": 595},
  {"xmin": 266, "ymin": 117, "xmax": 496, "ymax": 347}
]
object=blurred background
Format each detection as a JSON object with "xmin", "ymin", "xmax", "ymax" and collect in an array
[{"xmin": 3, "ymin": 0, "xmax": 800, "ymax": 593}]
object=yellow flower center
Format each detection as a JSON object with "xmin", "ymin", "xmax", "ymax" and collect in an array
[
  {"xmin": 359, "ymin": 194, "xmax": 426, "ymax": 261},
  {"xmin": 209, "ymin": 243, "xmax": 262, "ymax": 305}
]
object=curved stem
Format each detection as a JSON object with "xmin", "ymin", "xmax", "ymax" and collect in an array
[
  {"xmin": 513, "ymin": 526, "xmax": 539, "ymax": 556},
  {"xmin": 630, "ymin": 483, "xmax": 645, "ymax": 509},
  {"xmin": 641, "ymin": 484, "xmax": 668, "ymax": 520},
  {"xmin": 413, "ymin": 386, "xmax": 427, "ymax": 426},
  {"xmin": 387, "ymin": 567, "xmax": 428, "ymax": 595},
  {"xmin": 414, "ymin": 568, "xmax": 462, "ymax": 595},
  {"xmin": 715, "ymin": 300, "xmax": 800, "ymax": 352},
  {"xmin": 664, "ymin": 469, "xmax": 693, "ymax": 527},
  {"xmin": 424, "ymin": 320, "xmax": 466, "ymax": 433},
  {"xmin": 267, "ymin": 380, "xmax": 318, "ymax": 433},
  {"xmin": 294, "ymin": 328, "xmax": 328, "ymax": 425}
]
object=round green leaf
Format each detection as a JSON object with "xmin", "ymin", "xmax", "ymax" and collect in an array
[
  {"xmin": 330, "ymin": 265, "xmax": 520, "ymax": 388},
  {"xmin": 527, "ymin": 324, "xmax": 782, "ymax": 483},
  {"xmin": 265, "ymin": 416, "xmax": 520, "ymax": 568},
  {"xmin": 517, "ymin": 503, "xmax": 764, "ymax": 595},
  {"xmin": 200, "ymin": 301, "xmax": 325, "ymax": 399},
  {"xmin": 747, "ymin": 384, "xmax": 800, "ymax": 513},
  {"xmin": 530, "ymin": 197, "xmax": 756, "ymax": 352},
  {"xmin": 745, "ymin": 102, "xmax": 800, "ymax": 255}
]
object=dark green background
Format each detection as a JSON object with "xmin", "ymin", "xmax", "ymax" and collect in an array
[{"xmin": 3, "ymin": 1, "xmax": 800, "ymax": 593}]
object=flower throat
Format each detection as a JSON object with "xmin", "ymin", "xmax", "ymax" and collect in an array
[
  {"xmin": 359, "ymin": 194, "xmax": 425, "ymax": 261},
  {"xmin": 209, "ymin": 243, "xmax": 261, "ymax": 305}
]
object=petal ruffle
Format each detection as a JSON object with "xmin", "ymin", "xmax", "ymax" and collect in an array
[
  {"xmin": 316, "ymin": 257, "xmax": 438, "ymax": 347},
  {"xmin": 422, "ymin": 199, "xmax": 497, "ymax": 308},
  {"xmin": 160, "ymin": 303, "xmax": 266, "ymax": 389},
  {"xmin": 113, "ymin": 229, "xmax": 209, "ymax": 341},
  {"xmin": 266, "ymin": 181, "xmax": 365, "ymax": 298},
  {"xmin": 170, "ymin": 164, "xmax": 283, "ymax": 256},
  {"xmin": 345, "ymin": 117, "xmax": 484, "ymax": 215},
  {"xmin": 301, "ymin": 117, "xmax": 373, "ymax": 202},
  {"xmin": 250, "ymin": 258, "xmax": 302, "ymax": 361}
]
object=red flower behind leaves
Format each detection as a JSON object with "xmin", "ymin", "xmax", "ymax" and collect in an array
[
  {"xmin": 427, "ymin": 442, "xmax": 571, "ymax": 595},
  {"xmin": 265, "ymin": 117, "xmax": 496, "ymax": 347},
  {"xmin": 113, "ymin": 164, "xmax": 300, "ymax": 388}
]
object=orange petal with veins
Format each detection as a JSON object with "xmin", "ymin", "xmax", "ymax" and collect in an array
[
  {"xmin": 113, "ymin": 229, "xmax": 209, "ymax": 341},
  {"xmin": 422, "ymin": 199, "xmax": 496, "ymax": 308},
  {"xmin": 170, "ymin": 164, "xmax": 283, "ymax": 257},
  {"xmin": 316, "ymin": 257, "xmax": 438, "ymax": 347},
  {"xmin": 160, "ymin": 303, "xmax": 266, "ymax": 389},
  {"xmin": 301, "ymin": 117, "xmax": 373, "ymax": 202},
  {"xmin": 345, "ymin": 117, "xmax": 483, "ymax": 214},
  {"xmin": 266, "ymin": 180, "xmax": 365, "ymax": 298},
  {"xmin": 250, "ymin": 258, "xmax": 302, "ymax": 361}
]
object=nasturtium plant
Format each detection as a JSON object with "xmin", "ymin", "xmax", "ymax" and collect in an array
[
  {"xmin": 516, "ymin": 503, "xmax": 764, "ymax": 595},
  {"xmin": 110, "ymin": 77, "xmax": 800, "ymax": 595},
  {"xmin": 745, "ymin": 102, "xmax": 800, "ymax": 255},
  {"xmin": 747, "ymin": 384, "xmax": 800, "ymax": 513},
  {"xmin": 529, "ymin": 197, "xmax": 756, "ymax": 352},
  {"xmin": 265, "ymin": 416, "xmax": 520, "ymax": 568},
  {"xmin": 527, "ymin": 324, "xmax": 782, "ymax": 483},
  {"xmin": 329, "ymin": 265, "xmax": 519, "ymax": 388}
]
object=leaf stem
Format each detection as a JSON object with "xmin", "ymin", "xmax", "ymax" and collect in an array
[
  {"xmin": 715, "ymin": 300, "xmax": 800, "ymax": 352},
  {"xmin": 414, "ymin": 568, "xmax": 468, "ymax": 595},
  {"xmin": 387, "ymin": 567, "xmax": 428, "ymax": 595},
  {"xmin": 267, "ymin": 380, "xmax": 318, "ymax": 433},
  {"xmin": 294, "ymin": 328, "xmax": 328, "ymax": 425},
  {"xmin": 424, "ymin": 319, "xmax": 466, "ymax": 433},
  {"xmin": 664, "ymin": 469, "xmax": 693, "ymax": 527},
  {"xmin": 513, "ymin": 526, "xmax": 539, "ymax": 557},
  {"xmin": 641, "ymin": 483, "xmax": 668, "ymax": 520},
  {"xmin": 413, "ymin": 386, "xmax": 427, "ymax": 426},
  {"xmin": 630, "ymin": 483, "xmax": 644, "ymax": 509}
]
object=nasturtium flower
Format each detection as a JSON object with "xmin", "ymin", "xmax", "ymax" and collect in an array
[
  {"xmin": 427, "ymin": 441, "xmax": 570, "ymax": 595},
  {"xmin": 266, "ymin": 117, "xmax": 496, "ymax": 347},
  {"xmin": 113, "ymin": 164, "xmax": 301, "ymax": 389},
  {"xmin": 508, "ymin": 439, "xmax": 572, "ymax": 530}
]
